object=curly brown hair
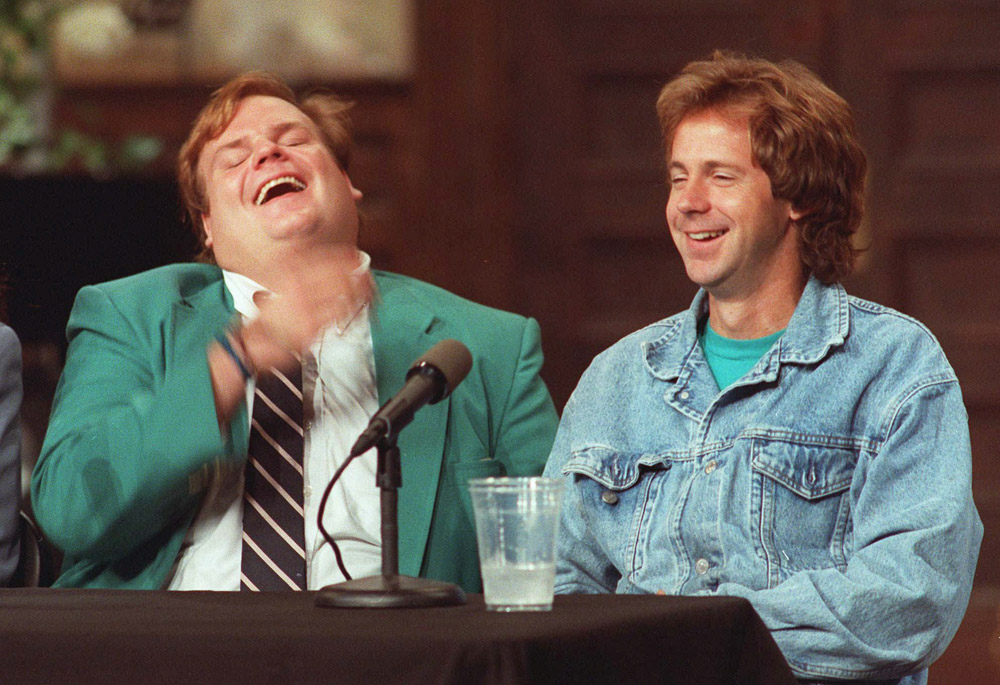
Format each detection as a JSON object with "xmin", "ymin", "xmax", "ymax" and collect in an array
[
  {"xmin": 656, "ymin": 51, "xmax": 867, "ymax": 284},
  {"xmin": 177, "ymin": 72, "xmax": 354, "ymax": 262}
]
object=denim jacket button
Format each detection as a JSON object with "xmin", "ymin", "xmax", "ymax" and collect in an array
[
  {"xmin": 704, "ymin": 460, "xmax": 717, "ymax": 475},
  {"xmin": 679, "ymin": 391, "xmax": 690, "ymax": 400},
  {"xmin": 695, "ymin": 558, "xmax": 710, "ymax": 575},
  {"xmin": 601, "ymin": 490, "xmax": 619, "ymax": 505}
]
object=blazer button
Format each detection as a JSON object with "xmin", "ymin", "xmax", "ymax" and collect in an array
[{"xmin": 601, "ymin": 490, "xmax": 619, "ymax": 505}]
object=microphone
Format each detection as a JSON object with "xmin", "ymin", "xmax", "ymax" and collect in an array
[{"xmin": 349, "ymin": 339, "xmax": 472, "ymax": 456}]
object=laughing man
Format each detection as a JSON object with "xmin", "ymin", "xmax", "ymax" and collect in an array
[{"xmin": 33, "ymin": 72, "xmax": 558, "ymax": 591}]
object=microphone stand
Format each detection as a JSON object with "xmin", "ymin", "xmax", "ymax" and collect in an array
[{"xmin": 314, "ymin": 433, "xmax": 466, "ymax": 609}]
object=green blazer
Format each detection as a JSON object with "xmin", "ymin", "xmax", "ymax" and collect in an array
[{"xmin": 32, "ymin": 264, "xmax": 558, "ymax": 590}]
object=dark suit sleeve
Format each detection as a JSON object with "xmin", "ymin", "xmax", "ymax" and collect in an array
[
  {"xmin": 31, "ymin": 285, "xmax": 240, "ymax": 563},
  {"xmin": 491, "ymin": 317, "xmax": 559, "ymax": 475},
  {"xmin": 0, "ymin": 325, "xmax": 22, "ymax": 586}
]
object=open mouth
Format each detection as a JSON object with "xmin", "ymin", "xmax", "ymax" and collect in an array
[
  {"xmin": 688, "ymin": 230, "xmax": 727, "ymax": 241},
  {"xmin": 255, "ymin": 176, "xmax": 306, "ymax": 206}
]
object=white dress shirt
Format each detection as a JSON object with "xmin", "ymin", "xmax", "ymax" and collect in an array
[{"xmin": 167, "ymin": 256, "xmax": 382, "ymax": 590}]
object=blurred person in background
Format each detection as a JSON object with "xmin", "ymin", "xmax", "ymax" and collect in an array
[{"xmin": 0, "ymin": 269, "xmax": 23, "ymax": 586}]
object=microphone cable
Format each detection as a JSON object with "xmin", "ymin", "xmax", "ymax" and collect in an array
[
  {"xmin": 316, "ymin": 451, "xmax": 359, "ymax": 581},
  {"xmin": 314, "ymin": 339, "xmax": 471, "ymax": 583}
]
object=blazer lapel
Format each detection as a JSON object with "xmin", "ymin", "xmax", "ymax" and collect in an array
[
  {"xmin": 169, "ymin": 275, "xmax": 249, "ymax": 453},
  {"xmin": 370, "ymin": 273, "xmax": 450, "ymax": 578}
]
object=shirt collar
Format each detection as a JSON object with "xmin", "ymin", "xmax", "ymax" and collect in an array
[
  {"xmin": 775, "ymin": 274, "xmax": 850, "ymax": 365},
  {"xmin": 643, "ymin": 275, "xmax": 850, "ymax": 381},
  {"xmin": 221, "ymin": 251, "xmax": 373, "ymax": 332}
]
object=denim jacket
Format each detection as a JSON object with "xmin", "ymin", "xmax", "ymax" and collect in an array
[{"xmin": 544, "ymin": 277, "xmax": 982, "ymax": 684}]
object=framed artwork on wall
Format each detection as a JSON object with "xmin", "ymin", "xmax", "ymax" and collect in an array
[{"xmin": 51, "ymin": 0, "xmax": 414, "ymax": 86}]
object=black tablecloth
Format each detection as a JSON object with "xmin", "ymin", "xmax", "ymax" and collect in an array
[{"xmin": 0, "ymin": 589, "xmax": 795, "ymax": 684}]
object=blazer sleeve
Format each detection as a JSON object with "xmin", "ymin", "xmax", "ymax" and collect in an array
[
  {"xmin": 31, "ymin": 284, "xmax": 242, "ymax": 563},
  {"xmin": 491, "ymin": 316, "xmax": 559, "ymax": 476},
  {"xmin": 0, "ymin": 325, "xmax": 23, "ymax": 586}
]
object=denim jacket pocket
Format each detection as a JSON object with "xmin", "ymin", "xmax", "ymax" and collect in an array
[
  {"xmin": 563, "ymin": 445, "xmax": 673, "ymax": 577},
  {"xmin": 750, "ymin": 436, "xmax": 858, "ymax": 586},
  {"xmin": 562, "ymin": 445, "xmax": 670, "ymax": 490}
]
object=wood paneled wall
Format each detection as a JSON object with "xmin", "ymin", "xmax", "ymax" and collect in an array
[{"xmin": 30, "ymin": 1, "xmax": 998, "ymax": 682}]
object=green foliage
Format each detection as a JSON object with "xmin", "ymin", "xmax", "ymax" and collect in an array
[
  {"xmin": 0, "ymin": 0, "xmax": 163, "ymax": 175},
  {"xmin": 48, "ymin": 129, "xmax": 163, "ymax": 176},
  {"xmin": 1, "ymin": 1, "xmax": 58, "ymax": 49}
]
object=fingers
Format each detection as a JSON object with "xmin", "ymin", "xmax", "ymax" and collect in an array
[
  {"xmin": 240, "ymin": 248, "xmax": 373, "ymax": 372},
  {"xmin": 271, "ymin": 248, "xmax": 371, "ymax": 333}
]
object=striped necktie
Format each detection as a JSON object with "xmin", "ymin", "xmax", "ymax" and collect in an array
[{"xmin": 240, "ymin": 365, "xmax": 306, "ymax": 591}]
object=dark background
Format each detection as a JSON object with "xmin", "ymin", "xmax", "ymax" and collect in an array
[{"xmin": 4, "ymin": 2, "xmax": 998, "ymax": 681}]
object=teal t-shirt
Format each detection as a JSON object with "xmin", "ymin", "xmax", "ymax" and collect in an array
[{"xmin": 698, "ymin": 322, "xmax": 785, "ymax": 390}]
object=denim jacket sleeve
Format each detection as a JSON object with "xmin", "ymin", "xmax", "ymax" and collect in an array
[
  {"xmin": 717, "ymin": 375, "xmax": 982, "ymax": 682},
  {"xmin": 543, "ymin": 390, "xmax": 627, "ymax": 595}
]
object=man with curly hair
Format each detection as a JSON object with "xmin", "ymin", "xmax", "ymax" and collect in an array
[{"xmin": 544, "ymin": 52, "xmax": 981, "ymax": 684}]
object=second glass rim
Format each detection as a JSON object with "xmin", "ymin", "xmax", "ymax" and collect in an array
[{"xmin": 467, "ymin": 476, "xmax": 562, "ymax": 492}]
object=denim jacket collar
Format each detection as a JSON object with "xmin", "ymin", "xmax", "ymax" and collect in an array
[{"xmin": 643, "ymin": 275, "xmax": 850, "ymax": 383}]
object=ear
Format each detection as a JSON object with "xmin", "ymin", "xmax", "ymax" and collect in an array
[
  {"xmin": 201, "ymin": 213, "xmax": 214, "ymax": 249},
  {"xmin": 342, "ymin": 169, "xmax": 363, "ymax": 201},
  {"xmin": 789, "ymin": 206, "xmax": 805, "ymax": 223}
]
